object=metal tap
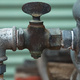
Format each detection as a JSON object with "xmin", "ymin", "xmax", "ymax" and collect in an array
[
  {"xmin": 17, "ymin": 2, "xmax": 62, "ymax": 59},
  {"xmin": 0, "ymin": 2, "xmax": 62, "ymax": 79},
  {"xmin": 0, "ymin": 1, "xmax": 80, "ymax": 80}
]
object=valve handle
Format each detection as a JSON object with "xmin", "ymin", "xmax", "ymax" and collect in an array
[{"xmin": 22, "ymin": 2, "xmax": 51, "ymax": 21}]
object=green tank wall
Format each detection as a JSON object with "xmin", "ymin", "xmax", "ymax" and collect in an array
[{"xmin": 0, "ymin": 0, "xmax": 76, "ymax": 80}]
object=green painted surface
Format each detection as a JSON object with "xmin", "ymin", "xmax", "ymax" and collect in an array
[{"xmin": 0, "ymin": 0, "xmax": 76, "ymax": 80}]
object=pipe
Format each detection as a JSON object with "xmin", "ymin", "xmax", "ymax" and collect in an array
[{"xmin": 70, "ymin": 50, "xmax": 80, "ymax": 73}]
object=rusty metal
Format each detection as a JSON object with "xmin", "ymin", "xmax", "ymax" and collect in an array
[
  {"xmin": 21, "ymin": 18, "xmax": 62, "ymax": 59},
  {"xmin": 1, "ymin": 1, "xmax": 80, "ymax": 79},
  {"xmin": 23, "ymin": 22, "xmax": 50, "ymax": 59},
  {"xmin": 19, "ymin": 2, "xmax": 62, "ymax": 59},
  {"xmin": 22, "ymin": 2, "xmax": 51, "ymax": 21},
  {"xmin": 48, "ymin": 28, "xmax": 61, "ymax": 50},
  {"xmin": 17, "ymin": 28, "xmax": 24, "ymax": 50},
  {"xmin": 0, "ymin": 2, "xmax": 63, "ymax": 78}
]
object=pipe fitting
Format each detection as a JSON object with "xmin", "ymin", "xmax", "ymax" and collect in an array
[
  {"xmin": 0, "ymin": 27, "xmax": 17, "ymax": 61},
  {"xmin": 17, "ymin": 28, "xmax": 24, "ymax": 50},
  {"xmin": 17, "ymin": 22, "xmax": 62, "ymax": 59},
  {"xmin": 0, "ymin": 27, "xmax": 17, "ymax": 50},
  {"xmin": 48, "ymin": 28, "xmax": 62, "ymax": 50},
  {"xmin": 23, "ymin": 22, "xmax": 50, "ymax": 59},
  {"xmin": 18, "ymin": 2, "xmax": 62, "ymax": 59},
  {"xmin": 62, "ymin": 30, "xmax": 72, "ymax": 49}
]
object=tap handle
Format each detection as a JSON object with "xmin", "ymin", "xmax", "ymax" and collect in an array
[{"xmin": 22, "ymin": 2, "xmax": 51, "ymax": 21}]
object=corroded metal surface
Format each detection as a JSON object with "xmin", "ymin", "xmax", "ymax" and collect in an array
[
  {"xmin": 21, "ymin": 22, "xmax": 62, "ymax": 59},
  {"xmin": 21, "ymin": 2, "xmax": 62, "ymax": 59},
  {"xmin": 22, "ymin": 2, "xmax": 51, "ymax": 17},
  {"xmin": 48, "ymin": 28, "xmax": 61, "ymax": 49},
  {"xmin": 22, "ymin": 2, "xmax": 51, "ymax": 21},
  {"xmin": 17, "ymin": 28, "xmax": 24, "ymax": 50},
  {"xmin": 23, "ymin": 22, "xmax": 50, "ymax": 59},
  {"xmin": 1, "ymin": 1, "xmax": 80, "ymax": 79}
]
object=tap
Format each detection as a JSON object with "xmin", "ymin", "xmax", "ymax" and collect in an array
[{"xmin": 0, "ymin": 1, "xmax": 80, "ymax": 80}]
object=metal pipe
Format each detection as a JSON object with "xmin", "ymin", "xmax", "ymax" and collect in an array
[
  {"xmin": 0, "ymin": 1, "xmax": 80, "ymax": 79},
  {"xmin": 0, "ymin": 27, "xmax": 17, "ymax": 79},
  {"xmin": 37, "ymin": 56, "xmax": 49, "ymax": 80},
  {"xmin": 70, "ymin": 50, "xmax": 80, "ymax": 73}
]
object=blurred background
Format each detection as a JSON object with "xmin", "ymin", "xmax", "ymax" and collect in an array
[{"xmin": 0, "ymin": 0, "xmax": 76, "ymax": 80}]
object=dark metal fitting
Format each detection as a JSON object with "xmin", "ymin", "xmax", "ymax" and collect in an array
[
  {"xmin": 62, "ymin": 30, "xmax": 72, "ymax": 49},
  {"xmin": 23, "ymin": 22, "xmax": 50, "ymax": 59},
  {"xmin": 48, "ymin": 28, "xmax": 62, "ymax": 49},
  {"xmin": 21, "ymin": 2, "xmax": 63, "ymax": 58},
  {"xmin": 22, "ymin": 2, "xmax": 51, "ymax": 22},
  {"xmin": 0, "ymin": 64, "xmax": 6, "ymax": 75},
  {"xmin": 21, "ymin": 2, "xmax": 52, "ymax": 59}
]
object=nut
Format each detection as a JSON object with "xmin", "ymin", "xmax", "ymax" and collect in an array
[
  {"xmin": 62, "ymin": 30, "xmax": 72, "ymax": 48},
  {"xmin": 48, "ymin": 28, "xmax": 62, "ymax": 49}
]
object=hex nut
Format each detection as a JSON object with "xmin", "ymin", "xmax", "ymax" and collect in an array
[{"xmin": 48, "ymin": 28, "xmax": 62, "ymax": 49}]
